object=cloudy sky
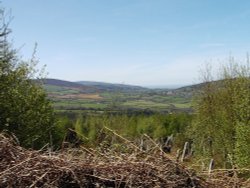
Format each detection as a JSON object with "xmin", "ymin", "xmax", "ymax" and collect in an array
[{"xmin": 2, "ymin": 0, "xmax": 250, "ymax": 87}]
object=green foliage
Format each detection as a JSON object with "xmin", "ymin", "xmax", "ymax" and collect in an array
[
  {"xmin": 53, "ymin": 115, "xmax": 73, "ymax": 146},
  {"xmin": 0, "ymin": 10, "xmax": 55, "ymax": 149},
  {"xmin": 64, "ymin": 112, "xmax": 192, "ymax": 148},
  {"xmin": 74, "ymin": 114, "xmax": 85, "ymax": 138},
  {"xmin": 190, "ymin": 60, "xmax": 250, "ymax": 167},
  {"xmin": 235, "ymin": 123, "xmax": 250, "ymax": 168}
]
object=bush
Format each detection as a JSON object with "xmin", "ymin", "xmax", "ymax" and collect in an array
[
  {"xmin": 189, "ymin": 59, "xmax": 250, "ymax": 167},
  {"xmin": 0, "ymin": 9, "xmax": 55, "ymax": 149}
]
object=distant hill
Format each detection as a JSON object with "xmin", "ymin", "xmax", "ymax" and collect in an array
[
  {"xmin": 174, "ymin": 82, "xmax": 204, "ymax": 92},
  {"xmin": 37, "ymin": 78, "xmax": 149, "ymax": 93},
  {"xmin": 36, "ymin": 78, "xmax": 98, "ymax": 93},
  {"xmin": 76, "ymin": 81, "xmax": 148, "ymax": 92},
  {"xmin": 35, "ymin": 78, "xmax": 248, "ymax": 113},
  {"xmin": 172, "ymin": 79, "xmax": 237, "ymax": 97},
  {"xmin": 40, "ymin": 79, "xmax": 91, "ymax": 88},
  {"xmin": 170, "ymin": 83, "xmax": 205, "ymax": 98},
  {"xmin": 35, "ymin": 78, "xmax": 200, "ymax": 113},
  {"xmin": 37, "ymin": 78, "xmax": 207, "ymax": 94}
]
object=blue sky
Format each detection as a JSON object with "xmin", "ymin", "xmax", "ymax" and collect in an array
[{"xmin": 2, "ymin": 0, "xmax": 250, "ymax": 87}]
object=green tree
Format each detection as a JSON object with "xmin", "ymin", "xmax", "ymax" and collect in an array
[
  {"xmin": 190, "ymin": 59, "xmax": 250, "ymax": 168},
  {"xmin": 0, "ymin": 9, "xmax": 55, "ymax": 149}
]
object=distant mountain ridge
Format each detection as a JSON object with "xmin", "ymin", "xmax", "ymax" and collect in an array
[
  {"xmin": 39, "ymin": 78, "xmax": 149, "ymax": 92},
  {"xmin": 76, "ymin": 81, "xmax": 148, "ymax": 92},
  {"xmin": 35, "ymin": 78, "xmax": 248, "ymax": 113},
  {"xmin": 40, "ymin": 79, "xmax": 90, "ymax": 88},
  {"xmin": 38, "ymin": 78, "xmax": 207, "ymax": 93},
  {"xmin": 36, "ymin": 78, "xmax": 203, "ymax": 113}
]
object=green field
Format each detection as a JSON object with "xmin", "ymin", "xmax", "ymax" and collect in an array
[{"xmin": 44, "ymin": 84, "xmax": 192, "ymax": 113}]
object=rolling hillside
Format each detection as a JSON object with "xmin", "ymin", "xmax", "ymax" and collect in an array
[
  {"xmin": 38, "ymin": 78, "xmax": 200, "ymax": 113},
  {"xmin": 76, "ymin": 81, "xmax": 148, "ymax": 92}
]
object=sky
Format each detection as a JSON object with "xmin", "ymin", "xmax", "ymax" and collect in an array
[{"xmin": 2, "ymin": 0, "xmax": 250, "ymax": 87}]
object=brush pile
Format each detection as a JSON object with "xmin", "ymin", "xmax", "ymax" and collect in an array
[{"xmin": 0, "ymin": 132, "xmax": 240, "ymax": 188}]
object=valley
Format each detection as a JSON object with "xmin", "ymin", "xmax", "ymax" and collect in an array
[{"xmin": 41, "ymin": 78, "xmax": 196, "ymax": 113}]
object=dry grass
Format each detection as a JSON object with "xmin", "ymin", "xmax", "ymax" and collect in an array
[{"xmin": 0, "ymin": 131, "xmax": 249, "ymax": 188}]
